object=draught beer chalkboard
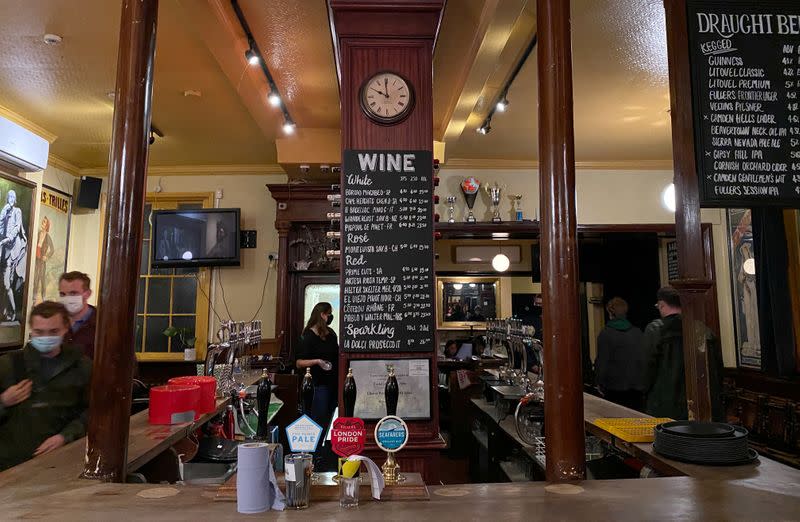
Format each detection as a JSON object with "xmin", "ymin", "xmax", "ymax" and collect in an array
[
  {"xmin": 687, "ymin": 0, "xmax": 800, "ymax": 207},
  {"xmin": 340, "ymin": 150, "xmax": 434, "ymax": 352}
]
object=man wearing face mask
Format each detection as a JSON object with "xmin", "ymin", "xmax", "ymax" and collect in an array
[
  {"xmin": 0, "ymin": 301, "xmax": 91, "ymax": 471},
  {"xmin": 58, "ymin": 271, "xmax": 96, "ymax": 359}
]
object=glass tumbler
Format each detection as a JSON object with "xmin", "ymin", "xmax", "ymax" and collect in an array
[
  {"xmin": 339, "ymin": 476, "xmax": 360, "ymax": 509},
  {"xmin": 284, "ymin": 453, "xmax": 313, "ymax": 509}
]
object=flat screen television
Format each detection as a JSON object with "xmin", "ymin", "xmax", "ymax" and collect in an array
[{"xmin": 151, "ymin": 208, "xmax": 241, "ymax": 268}]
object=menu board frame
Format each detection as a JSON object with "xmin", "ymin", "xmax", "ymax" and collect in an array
[
  {"xmin": 348, "ymin": 358, "xmax": 432, "ymax": 420},
  {"xmin": 687, "ymin": 0, "xmax": 800, "ymax": 208},
  {"xmin": 340, "ymin": 149, "xmax": 435, "ymax": 353}
]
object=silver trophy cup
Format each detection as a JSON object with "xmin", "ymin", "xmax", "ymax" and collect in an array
[
  {"xmin": 446, "ymin": 196, "xmax": 457, "ymax": 223},
  {"xmin": 486, "ymin": 183, "xmax": 504, "ymax": 223}
]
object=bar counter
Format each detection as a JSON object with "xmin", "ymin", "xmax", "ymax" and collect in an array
[{"xmin": 2, "ymin": 384, "xmax": 799, "ymax": 520}]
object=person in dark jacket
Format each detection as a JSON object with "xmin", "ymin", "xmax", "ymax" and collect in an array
[
  {"xmin": 58, "ymin": 271, "xmax": 96, "ymax": 360},
  {"xmin": 595, "ymin": 297, "xmax": 645, "ymax": 411},
  {"xmin": 642, "ymin": 286, "xmax": 724, "ymax": 421},
  {"xmin": 0, "ymin": 301, "xmax": 91, "ymax": 471}
]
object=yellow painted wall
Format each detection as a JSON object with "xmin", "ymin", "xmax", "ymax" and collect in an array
[
  {"xmin": 50, "ymin": 166, "xmax": 736, "ymax": 367},
  {"xmin": 61, "ymin": 172, "xmax": 287, "ymax": 341},
  {"xmin": 438, "ymin": 167, "xmax": 736, "ymax": 367}
]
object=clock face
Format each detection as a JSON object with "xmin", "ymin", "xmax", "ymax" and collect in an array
[{"xmin": 360, "ymin": 72, "xmax": 414, "ymax": 124}]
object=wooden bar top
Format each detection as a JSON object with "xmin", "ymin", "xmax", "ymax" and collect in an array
[
  {"xmin": 2, "ymin": 474, "xmax": 799, "ymax": 520},
  {"xmin": 2, "ymin": 384, "xmax": 799, "ymax": 519},
  {"xmin": 471, "ymin": 394, "xmax": 800, "ymax": 495}
]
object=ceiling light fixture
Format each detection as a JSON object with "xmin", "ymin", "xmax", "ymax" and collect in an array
[
  {"xmin": 232, "ymin": 0, "xmax": 296, "ymax": 135},
  {"xmin": 43, "ymin": 34, "xmax": 63, "ymax": 46},
  {"xmin": 492, "ymin": 253, "xmax": 510, "ymax": 272},
  {"xmin": 267, "ymin": 90, "xmax": 281, "ymax": 107},
  {"xmin": 495, "ymin": 96, "xmax": 509, "ymax": 112},
  {"xmin": 245, "ymin": 48, "xmax": 259, "ymax": 66},
  {"xmin": 480, "ymin": 34, "xmax": 537, "ymax": 133}
]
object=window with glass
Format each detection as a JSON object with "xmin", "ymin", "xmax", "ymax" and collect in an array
[{"xmin": 133, "ymin": 193, "xmax": 213, "ymax": 360}]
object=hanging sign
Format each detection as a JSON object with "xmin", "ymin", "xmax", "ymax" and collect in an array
[
  {"xmin": 687, "ymin": 0, "xmax": 800, "ymax": 207},
  {"xmin": 285, "ymin": 414, "xmax": 323, "ymax": 453},
  {"xmin": 331, "ymin": 417, "xmax": 366, "ymax": 457},
  {"xmin": 340, "ymin": 150, "xmax": 435, "ymax": 352}
]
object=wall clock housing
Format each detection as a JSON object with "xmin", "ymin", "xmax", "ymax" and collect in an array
[{"xmin": 359, "ymin": 71, "xmax": 415, "ymax": 124}]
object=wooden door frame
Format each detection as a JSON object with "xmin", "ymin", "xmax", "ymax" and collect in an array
[{"xmin": 288, "ymin": 272, "xmax": 340, "ymax": 363}]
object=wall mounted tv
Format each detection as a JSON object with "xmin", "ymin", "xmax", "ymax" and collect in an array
[{"xmin": 151, "ymin": 208, "xmax": 241, "ymax": 268}]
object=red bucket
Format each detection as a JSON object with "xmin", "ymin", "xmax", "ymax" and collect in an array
[
  {"xmin": 149, "ymin": 384, "xmax": 200, "ymax": 425},
  {"xmin": 168, "ymin": 376, "xmax": 217, "ymax": 414}
]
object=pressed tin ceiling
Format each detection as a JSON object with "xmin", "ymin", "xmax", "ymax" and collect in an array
[{"xmin": 0, "ymin": 0, "xmax": 676, "ymax": 171}]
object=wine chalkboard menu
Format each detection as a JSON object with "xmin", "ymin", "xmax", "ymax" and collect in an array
[
  {"xmin": 687, "ymin": 0, "xmax": 800, "ymax": 207},
  {"xmin": 341, "ymin": 149, "xmax": 434, "ymax": 353}
]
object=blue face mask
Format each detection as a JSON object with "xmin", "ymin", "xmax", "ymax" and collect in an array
[{"xmin": 30, "ymin": 336, "xmax": 62, "ymax": 353}]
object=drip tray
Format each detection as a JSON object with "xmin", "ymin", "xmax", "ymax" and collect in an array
[{"xmin": 490, "ymin": 385, "xmax": 527, "ymax": 399}]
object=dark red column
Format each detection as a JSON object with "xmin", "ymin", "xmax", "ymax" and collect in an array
[
  {"xmin": 537, "ymin": 0, "xmax": 586, "ymax": 481},
  {"xmin": 664, "ymin": 0, "xmax": 713, "ymax": 421},
  {"xmin": 82, "ymin": 0, "xmax": 158, "ymax": 482}
]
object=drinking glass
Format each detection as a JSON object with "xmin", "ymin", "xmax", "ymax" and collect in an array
[
  {"xmin": 339, "ymin": 476, "xmax": 360, "ymax": 509},
  {"xmin": 284, "ymin": 453, "xmax": 313, "ymax": 509}
]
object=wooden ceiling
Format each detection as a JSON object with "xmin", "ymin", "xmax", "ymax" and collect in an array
[{"xmin": 0, "ymin": 0, "xmax": 675, "ymax": 173}]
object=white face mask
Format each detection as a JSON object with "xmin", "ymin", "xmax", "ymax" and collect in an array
[{"xmin": 59, "ymin": 295, "xmax": 84, "ymax": 315}]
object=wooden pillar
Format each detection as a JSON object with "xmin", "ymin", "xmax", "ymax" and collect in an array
[
  {"xmin": 82, "ymin": 0, "xmax": 158, "ymax": 482},
  {"xmin": 275, "ymin": 223, "xmax": 290, "ymax": 359},
  {"xmin": 537, "ymin": 0, "xmax": 585, "ymax": 481},
  {"xmin": 664, "ymin": 0, "xmax": 713, "ymax": 421}
]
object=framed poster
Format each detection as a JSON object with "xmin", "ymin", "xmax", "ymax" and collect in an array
[
  {"xmin": 32, "ymin": 186, "xmax": 71, "ymax": 305},
  {"xmin": 727, "ymin": 209, "xmax": 761, "ymax": 370},
  {"xmin": 0, "ymin": 172, "xmax": 36, "ymax": 349},
  {"xmin": 349, "ymin": 359, "xmax": 431, "ymax": 420}
]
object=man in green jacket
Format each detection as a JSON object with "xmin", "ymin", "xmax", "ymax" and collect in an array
[
  {"xmin": 0, "ymin": 301, "xmax": 91, "ymax": 471},
  {"xmin": 643, "ymin": 286, "xmax": 723, "ymax": 421}
]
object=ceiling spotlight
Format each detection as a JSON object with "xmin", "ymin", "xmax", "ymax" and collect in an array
[
  {"xmin": 43, "ymin": 34, "xmax": 63, "ymax": 46},
  {"xmin": 477, "ymin": 120, "xmax": 491, "ymax": 135},
  {"xmin": 283, "ymin": 119, "xmax": 296, "ymax": 135},
  {"xmin": 496, "ymin": 97, "xmax": 509, "ymax": 112},
  {"xmin": 148, "ymin": 130, "xmax": 156, "ymax": 146},
  {"xmin": 245, "ymin": 48, "xmax": 259, "ymax": 66},
  {"xmin": 268, "ymin": 90, "xmax": 281, "ymax": 107}
]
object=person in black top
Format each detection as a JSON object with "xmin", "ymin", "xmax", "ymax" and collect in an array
[{"xmin": 295, "ymin": 302, "xmax": 339, "ymax": 431}]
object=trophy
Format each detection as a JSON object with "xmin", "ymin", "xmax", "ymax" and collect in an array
[
  {"xmin": 512, "ymin": 194, "xmax": 523, "ymax": 222},
  {"xmin": 485, "ymin": 182, "xmax": 504, "ymax": 223},
  {"xmin": 445, "ymin": 196, "xmax": 457, "ymax": 223},
  {"xmin": 460, "ymin": 177, "xmax": 481, "ymax": 223}
]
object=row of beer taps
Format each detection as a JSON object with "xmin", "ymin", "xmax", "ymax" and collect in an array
[
  {"xmin": 204, "ymin": 320, "xmax": 263, "ymax": 395},
  {"xmin": 486, "ymin": 317, "xmax": 543, "ymax": 394}
]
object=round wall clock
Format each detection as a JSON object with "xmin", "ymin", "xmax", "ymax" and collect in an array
[{"xmin": 359, "ymin": 71, "xmax": 415, "ymax": 124}]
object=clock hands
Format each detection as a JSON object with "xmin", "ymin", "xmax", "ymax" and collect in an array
[{"xmin": 370, "ymin": 87, "xmax": 389, "ymax": 98}]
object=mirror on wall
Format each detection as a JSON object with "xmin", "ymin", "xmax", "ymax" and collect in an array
[{"xmin": 437, "ymin": 277, "xmax": 498, "ymax": 329}]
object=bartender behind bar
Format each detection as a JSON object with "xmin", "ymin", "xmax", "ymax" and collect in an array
[{"xmin": 0, "ymin": 302, "xmax": 91, "ymax": 471}]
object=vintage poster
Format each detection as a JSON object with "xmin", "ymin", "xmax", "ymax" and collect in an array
[
  {"xmin": 0, "ymin": 172, "xmax": 35, "ymax": 348},
  {"xmin": 32, "ymin": 186, "xmax": 71, "ymax": 305},
  {"xmin": 727, "ymin": 209, "xmax": 761, "ymax": 370}
]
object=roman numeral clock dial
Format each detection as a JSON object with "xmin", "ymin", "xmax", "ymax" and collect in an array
[{"xmin": 359, "ymin": 71, "xmax": 415, "ymax": 124}]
